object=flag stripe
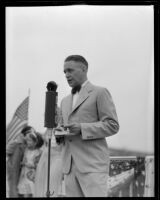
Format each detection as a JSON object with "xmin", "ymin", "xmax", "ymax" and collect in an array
[
  {"xmin": 6, "ymin": 117, "xmax": 20, "ymax": 139},
  {"xmin": 6, "ymin": 116, "xmax": 18, "ymax": 133},
  {"xmin": 15, "ymin": 97, "xmax": 29, "ymax": 120},
  {"xmin": 7, "ymin": 121, "xmax": 27, "ymax": 144},
  {"xmin": 7, "ymin": 115, "xmax": 25, "ymax": 137},
  {"xmin": 7, "ymin": 118, "xmax": 27, "ymax": 142},
  {"xmin": 6, "ymin": 96, "xmax": 29, "ymax": 144},
  {"xmin": 6, "ymin": 116, "xmax": 24, "ymax": 140},
  {"xmin": 7, "ymin": 119, "xmax": 28, "ymax": 143},
  {"xmin": 8, "ymin": 119, "xmax": 27, "ymax": 140}
]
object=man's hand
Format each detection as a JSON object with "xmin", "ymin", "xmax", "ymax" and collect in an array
[
  {"xmin": 64, "ymin": 123, "xmax": 81, "ymax": 136},
  {"xmin": 54, "ymin": 126, "xmax": 64, "ymax": 132},
  {"xmin": 54, "ymin": 126, "xmax": 65, "ymax": 144}
]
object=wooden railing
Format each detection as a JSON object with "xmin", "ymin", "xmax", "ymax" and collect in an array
[
  {"xmin": 6, "ymin": 155, "xmax": 154, "ymax": 197},
  {"xmin": 108, "ymin": 156, "xmax": 154, "ymax": 197}
]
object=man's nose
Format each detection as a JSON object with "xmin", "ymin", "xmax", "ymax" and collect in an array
[{"xmin": 65, "ymin": 72, "xmax": 70, "ymax": 78}]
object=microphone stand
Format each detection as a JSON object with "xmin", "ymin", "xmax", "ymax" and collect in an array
[
  {"xmin": 44, "ymin": 81, "xmax": 58, "ymax": 198},
  {"xmin": 46, "ymin": 128, "xmax": 54, "ymax": 198}
]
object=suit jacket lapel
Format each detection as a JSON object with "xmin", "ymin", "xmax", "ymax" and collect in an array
[{"xmin": 69, "ymin": 81, "xmax": 93, "ymax": 115}]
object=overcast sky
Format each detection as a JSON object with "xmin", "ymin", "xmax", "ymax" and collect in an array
[{"xmin": 6, "ymin": 5, "xmax": 154, "ymax": 153}]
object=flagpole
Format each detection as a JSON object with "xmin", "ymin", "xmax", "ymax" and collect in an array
[
  {"xmin": 28, "ymin": 88, "xmax": 30, "ymax": 125},
  {"xmin": 28, "ymin": 88, "xmax": 30, "ymax": 97}
]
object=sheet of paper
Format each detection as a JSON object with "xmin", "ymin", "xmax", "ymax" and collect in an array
[{"xmin": 54, "ymin": 130, "xmax": 69, "ymax": 136}]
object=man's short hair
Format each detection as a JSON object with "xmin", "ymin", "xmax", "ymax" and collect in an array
[
  {"xmin": 21, "ymin": 125, "xmax": 34, "ymax": 136},
  {"xmin": 65, "ymin": 55, "xmax": 88, "ymax": 69}
]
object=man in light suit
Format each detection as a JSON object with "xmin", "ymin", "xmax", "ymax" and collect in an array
[{"xmin": 56, "ymin": 55, "xmax": 119, "ymax": 197}]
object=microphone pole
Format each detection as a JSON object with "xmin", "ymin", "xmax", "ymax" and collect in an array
[{"xmin": 44, "ymin": 81, "xmax": 58, "ymax": 198}]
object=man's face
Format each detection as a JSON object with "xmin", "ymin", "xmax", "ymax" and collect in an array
[{"xmin": 64, "ymin": 61, "xmax": 86, "ymax": 88}]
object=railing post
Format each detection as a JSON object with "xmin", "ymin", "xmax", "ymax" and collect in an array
[{"xmin": 129, "ymin": 181, "xmax": 133, "ymax": 197}]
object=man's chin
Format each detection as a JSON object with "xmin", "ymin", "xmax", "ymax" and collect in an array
[{"xmin": 68, "ymin": 83, "xmax": 74, "ymax": 88}]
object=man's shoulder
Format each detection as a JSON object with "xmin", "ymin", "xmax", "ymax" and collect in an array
[
  {"xmin": 89, "ymin": 83, "xmax": 113, "ymax": 100},
  {"xmin": 90, "ymin": 83, "xmax": 109, "ymax": 93}
]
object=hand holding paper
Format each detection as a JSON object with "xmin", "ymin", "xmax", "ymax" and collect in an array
[
  {"xmin": 64, "ymin": 123, "xmax": 81, "ymax": 136},
  {"xmin": 54, "ymin": 123, "xmax": 81, "ymax": 136},
  {"xmin": 54, "ymin": 126, "xmax": 69, "ymax": 136}
]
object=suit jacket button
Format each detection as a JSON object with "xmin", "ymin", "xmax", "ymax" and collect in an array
[{"xmin": 69, "ymin": 139, "xmax": 72, "ymax": 142}]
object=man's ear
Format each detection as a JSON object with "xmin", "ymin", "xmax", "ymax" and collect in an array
[{"xmin": 81, "ymin": 64, "xmax": 87, "ymax": 72}]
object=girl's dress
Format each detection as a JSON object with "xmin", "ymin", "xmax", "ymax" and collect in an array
[
  {"xmin": 34, "ymin": 134, "xmax": 63, "ymax": 197},
  {"xmin": 17, "ymin": 148, "xmax": 42, "ymax": 196}
]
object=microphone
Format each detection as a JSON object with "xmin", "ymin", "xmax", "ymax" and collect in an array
[{"xmin": 44, "ymin": 81, "xmax": 58, "ymax": 129}]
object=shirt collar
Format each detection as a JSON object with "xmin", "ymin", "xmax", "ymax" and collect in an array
[{"xmin": 81, "ymin": 80, "xmax": 89, "ymax": 88}]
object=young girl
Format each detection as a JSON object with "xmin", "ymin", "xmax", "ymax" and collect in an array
[{"xmin": 17, "ymin": 132, "xmax": 44, "ymax": 197}]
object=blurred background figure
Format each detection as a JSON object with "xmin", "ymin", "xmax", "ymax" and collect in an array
[
  {"xmin": 17, "ymin": 131, "xmax": 44, "ymax": 197},
  {"xmin": 6, "ymin": 125, "xmax": 35, "ymax": 197}
]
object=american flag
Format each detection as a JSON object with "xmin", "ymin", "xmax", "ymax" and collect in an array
[{"xmin": 6, "ymin": 96, "xmax": 29, "ymax": 144}]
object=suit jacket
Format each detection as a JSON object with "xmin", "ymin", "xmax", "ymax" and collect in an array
[{"xmin": 60, "ymin": 81, "xmax": 119, "ymax": 174}]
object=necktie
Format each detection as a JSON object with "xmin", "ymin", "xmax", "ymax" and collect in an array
[{"xmin": 71, "ymin": 85, "xmax": 81, "ymax": 94}]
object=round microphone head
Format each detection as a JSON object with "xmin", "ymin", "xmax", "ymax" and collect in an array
[{"xmin": 46, "ymin": 81, "xmax": 58, "ymax": 91}]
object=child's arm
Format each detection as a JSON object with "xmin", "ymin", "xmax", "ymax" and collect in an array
[{"xmin": 34, "ymin": 150, "xmax": 42, "ymax": 168}]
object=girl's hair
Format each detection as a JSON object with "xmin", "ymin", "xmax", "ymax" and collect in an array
[
  {"xmin": 35, "ymin": 132, "xmax": 44, "ymax": 148},
  {"xmin": 28, "ymin": 132, "xmax": 44, "ymax": 149},
  {"xmin": 21, "ymin": 125, "xmax": 34, "ymax": 136}
]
